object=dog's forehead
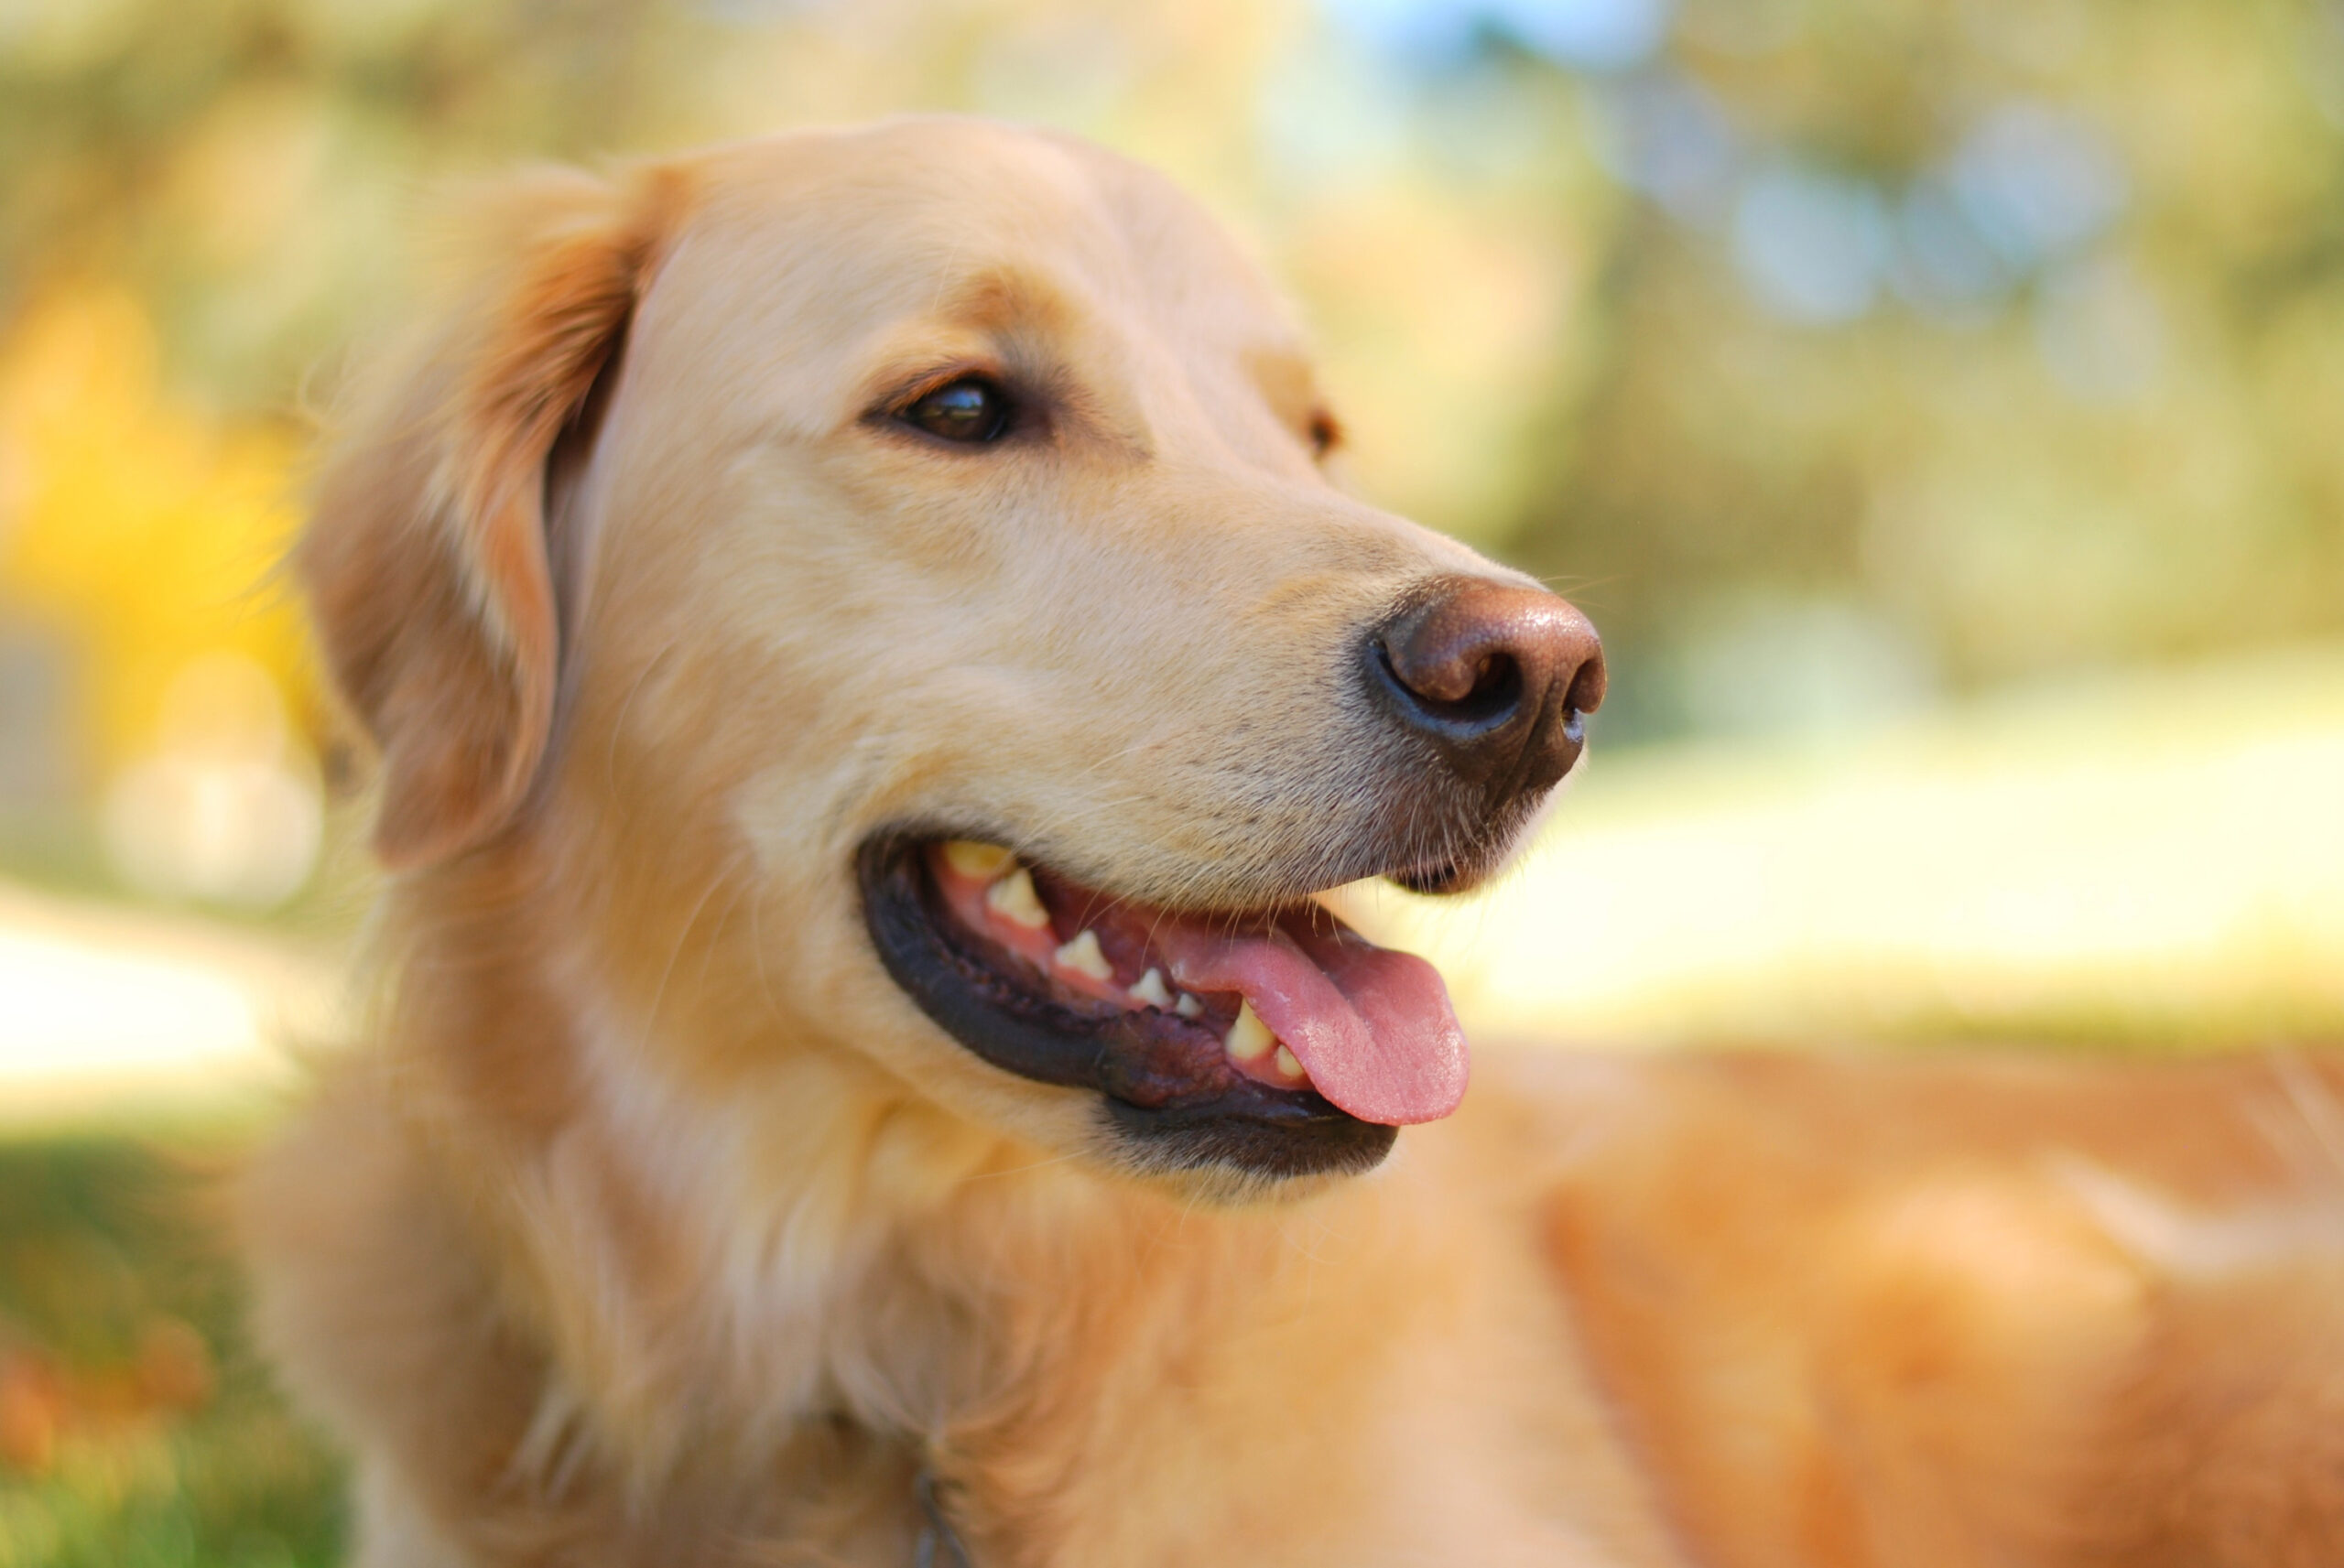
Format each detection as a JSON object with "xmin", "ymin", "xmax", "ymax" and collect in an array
[{"xmin": 657, "ymin": 119, "xmax": 1308, "ymax": 375}]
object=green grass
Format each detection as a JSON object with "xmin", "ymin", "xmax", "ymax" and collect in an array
[{"xmin": 0, "ymin": 1135, "xmax": 343, "ymax": 1568}]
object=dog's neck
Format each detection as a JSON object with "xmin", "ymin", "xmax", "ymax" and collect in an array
[
  {"xmin": 382, "ymin": 860, "xmax": 1318, "ymax": 1504},
  {"xmin": 367, "ymin": 849, "xmax": 1677, "ymax": 1565}
]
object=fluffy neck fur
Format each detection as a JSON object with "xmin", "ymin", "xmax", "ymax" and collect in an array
[{"xmin": 363, "ymin": 843, "xmax": 1568, "ymax": 1564}]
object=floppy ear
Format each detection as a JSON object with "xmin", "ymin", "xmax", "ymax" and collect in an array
[{"xmin": 299, "ymin": 165, "xmax": 691, "ymax": 871}]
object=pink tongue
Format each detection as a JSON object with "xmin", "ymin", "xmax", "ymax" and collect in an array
[{"xmin": 1156, "ymin": 915, "xmax": 1468, "ymax": 1127}]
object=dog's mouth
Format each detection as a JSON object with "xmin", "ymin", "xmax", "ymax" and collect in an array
[{"xmin": 857, "ymin": 836, "xmax": 1469, "ymax": 1179}]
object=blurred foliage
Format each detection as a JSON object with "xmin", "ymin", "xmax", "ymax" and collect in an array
[
  {"xmin": 1514, "ymin": 0, "xmax": 2344, "ymax": 737},
  {"xmin": 3, "ymin": 0, "xmax": 2343, "ymax": 827},
  {"xmin": 0, "ymin": 295, "xmax": 306, "ymax": 773},
  {"xmin": 0, "ymin": 1136, "xmax": 342, "ymax": 1568}
]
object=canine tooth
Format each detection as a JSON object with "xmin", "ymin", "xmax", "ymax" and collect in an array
[
  {"xmin": 1128, "ymin": 968, "xmax": 1173, "ymax": 1008},
  {"xmin": 1274, "ymin": 1046, "xmax": 1306, "ymax": 1081},
  {"xmin": 1054, "ymin": 929, "xmax": 1114, "ymax": 982},
  {"xmin": 985, "ymin": 867, "xmax": 1050, "ymax": 930},
  {"xmin": 942, "ymin": 840, "xmax": 1015, "ymax": 881},
  {"xmin": 1224, "ymin": 1000, "xmax": 1274, "ymax": 1062},
  {"xmin": 1174, "ymin": 993, "xmax": 1203, "ymax": 1020}
]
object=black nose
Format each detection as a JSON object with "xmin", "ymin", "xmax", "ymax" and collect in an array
[{"xmin": 1369, "ymin": 576, "xmax": 1607, "ymax": 806}]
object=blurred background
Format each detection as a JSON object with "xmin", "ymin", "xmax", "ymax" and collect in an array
[{"xmin": 4, "ymin": 0, "xmax": 2343, "ymax": 1561}]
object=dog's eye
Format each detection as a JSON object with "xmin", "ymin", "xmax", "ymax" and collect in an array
[
  {"xmin": 1307, "ymin": 408, "xmax": 1341, "ymax": 460},
  {"xmin": 902, "ymin": 377, "xmax": 1014, "ymax": 444}
]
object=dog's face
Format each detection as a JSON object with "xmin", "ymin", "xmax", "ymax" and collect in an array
[{"xmin": 304, "ymin": 119, "xmax": 1601, "ymax": 1194}]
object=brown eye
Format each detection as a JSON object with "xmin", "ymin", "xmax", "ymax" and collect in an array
[
  {"xmin": 1307, "ymin": 408, "xmax": 1341, "ymax": 459},
  {"xmin": 903, "ymin": 376, "xmax": 1014, "ymax": 444}
]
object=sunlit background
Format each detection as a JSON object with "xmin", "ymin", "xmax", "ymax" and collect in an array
[{"xmin": 3, "ymin": 0, "xmax": 2342, "ymax": 1559}]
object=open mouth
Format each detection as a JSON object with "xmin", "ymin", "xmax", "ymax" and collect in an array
[{"xmin": 857, "ymin": 836, "xmax": 1470, "ymax": 1180}]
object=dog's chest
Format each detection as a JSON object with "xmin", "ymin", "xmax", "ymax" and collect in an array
[{"xmin": 883, "ymin": 1201, "xmax": 1682, "ymax": 1568}]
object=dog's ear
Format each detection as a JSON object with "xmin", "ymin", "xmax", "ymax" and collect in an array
[{"xmin": 300, "ymin": 166, "xmax": 691, "ymax": 871}]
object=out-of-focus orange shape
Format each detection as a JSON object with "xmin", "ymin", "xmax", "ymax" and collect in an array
[{"xmin": 0, "ymin": 1350, "xmax": 62, "ymax": 1475}]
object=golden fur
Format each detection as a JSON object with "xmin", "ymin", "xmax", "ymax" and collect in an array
[{"xmin": 245, "ymin": 118, "xmax": 2344, "ymax": 1566}]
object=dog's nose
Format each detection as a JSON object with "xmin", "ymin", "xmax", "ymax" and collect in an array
[{"xmin": 1370, "ymin": 577, "xmax": 1607, "ymax": 803}]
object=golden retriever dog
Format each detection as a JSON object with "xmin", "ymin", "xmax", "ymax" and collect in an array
[{"xmin": 245, "ymin": 117, "xmax": 2344, "ymax": 1567}]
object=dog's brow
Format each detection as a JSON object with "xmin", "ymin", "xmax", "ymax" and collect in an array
[
  {"xmin": 1247, "ymin": 346, "xmax": 1321, "ymax": 420},
  {"xmin": 930, "ymin": 265, "xmax": 1081, "ymax": 337},
  {"xmin": 1243, "ymin": 343, "xmax": 1337, "ymax": 457}
]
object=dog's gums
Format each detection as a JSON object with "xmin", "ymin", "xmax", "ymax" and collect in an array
[
  {"xmin": 940, "ymin": 841, "xmax": 1301, "ymax": 1079},
  {"xmin": 858, "ymin": 836, "xmax": 1468, "ymax": 1178}
]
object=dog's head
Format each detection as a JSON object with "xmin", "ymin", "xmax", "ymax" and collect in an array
[{"xmin": 304, "ymin": 119, "xmax": 1602, "ymax": 1194}]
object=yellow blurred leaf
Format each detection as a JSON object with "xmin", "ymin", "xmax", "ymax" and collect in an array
[{"xmin": 0, "ymin": 289, "xmax": 312, "ymax": 773}]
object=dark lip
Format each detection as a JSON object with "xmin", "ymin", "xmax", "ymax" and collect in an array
[
  {"xmin": 855, "ymin": 834, "xmax": 1398, "ymax": 1182},
  {"xmin": 1351, "ymin": 813, "xmax": 1539, "ymax": 897}
]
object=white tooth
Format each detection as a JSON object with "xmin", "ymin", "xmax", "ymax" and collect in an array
[
  {"xmin": 1274, "ymin": 1046, "xmax": 1306, "ymax": 1080},
  {"xmin": 985, "ymin": 867, "xmax": 1051, "ymax": 930},
  {"xmin": 1174, "ymin": 992, "xmax": 1203, "ymax": 1020},
  {"xmin": 1224, "ymin": 1000, "xmax": 1275, "ymax": 1062},
  {"xmin": 1128, "ymin": 968, "xmax": 1173, "ymax": 1008},
  {"xmin": 942, "ymin": 840, "xmax": 1015, "ymax": 881},
  {"xmin": 1054, "ymin": 929, "xmax": 1114, "ymax": 982}
]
